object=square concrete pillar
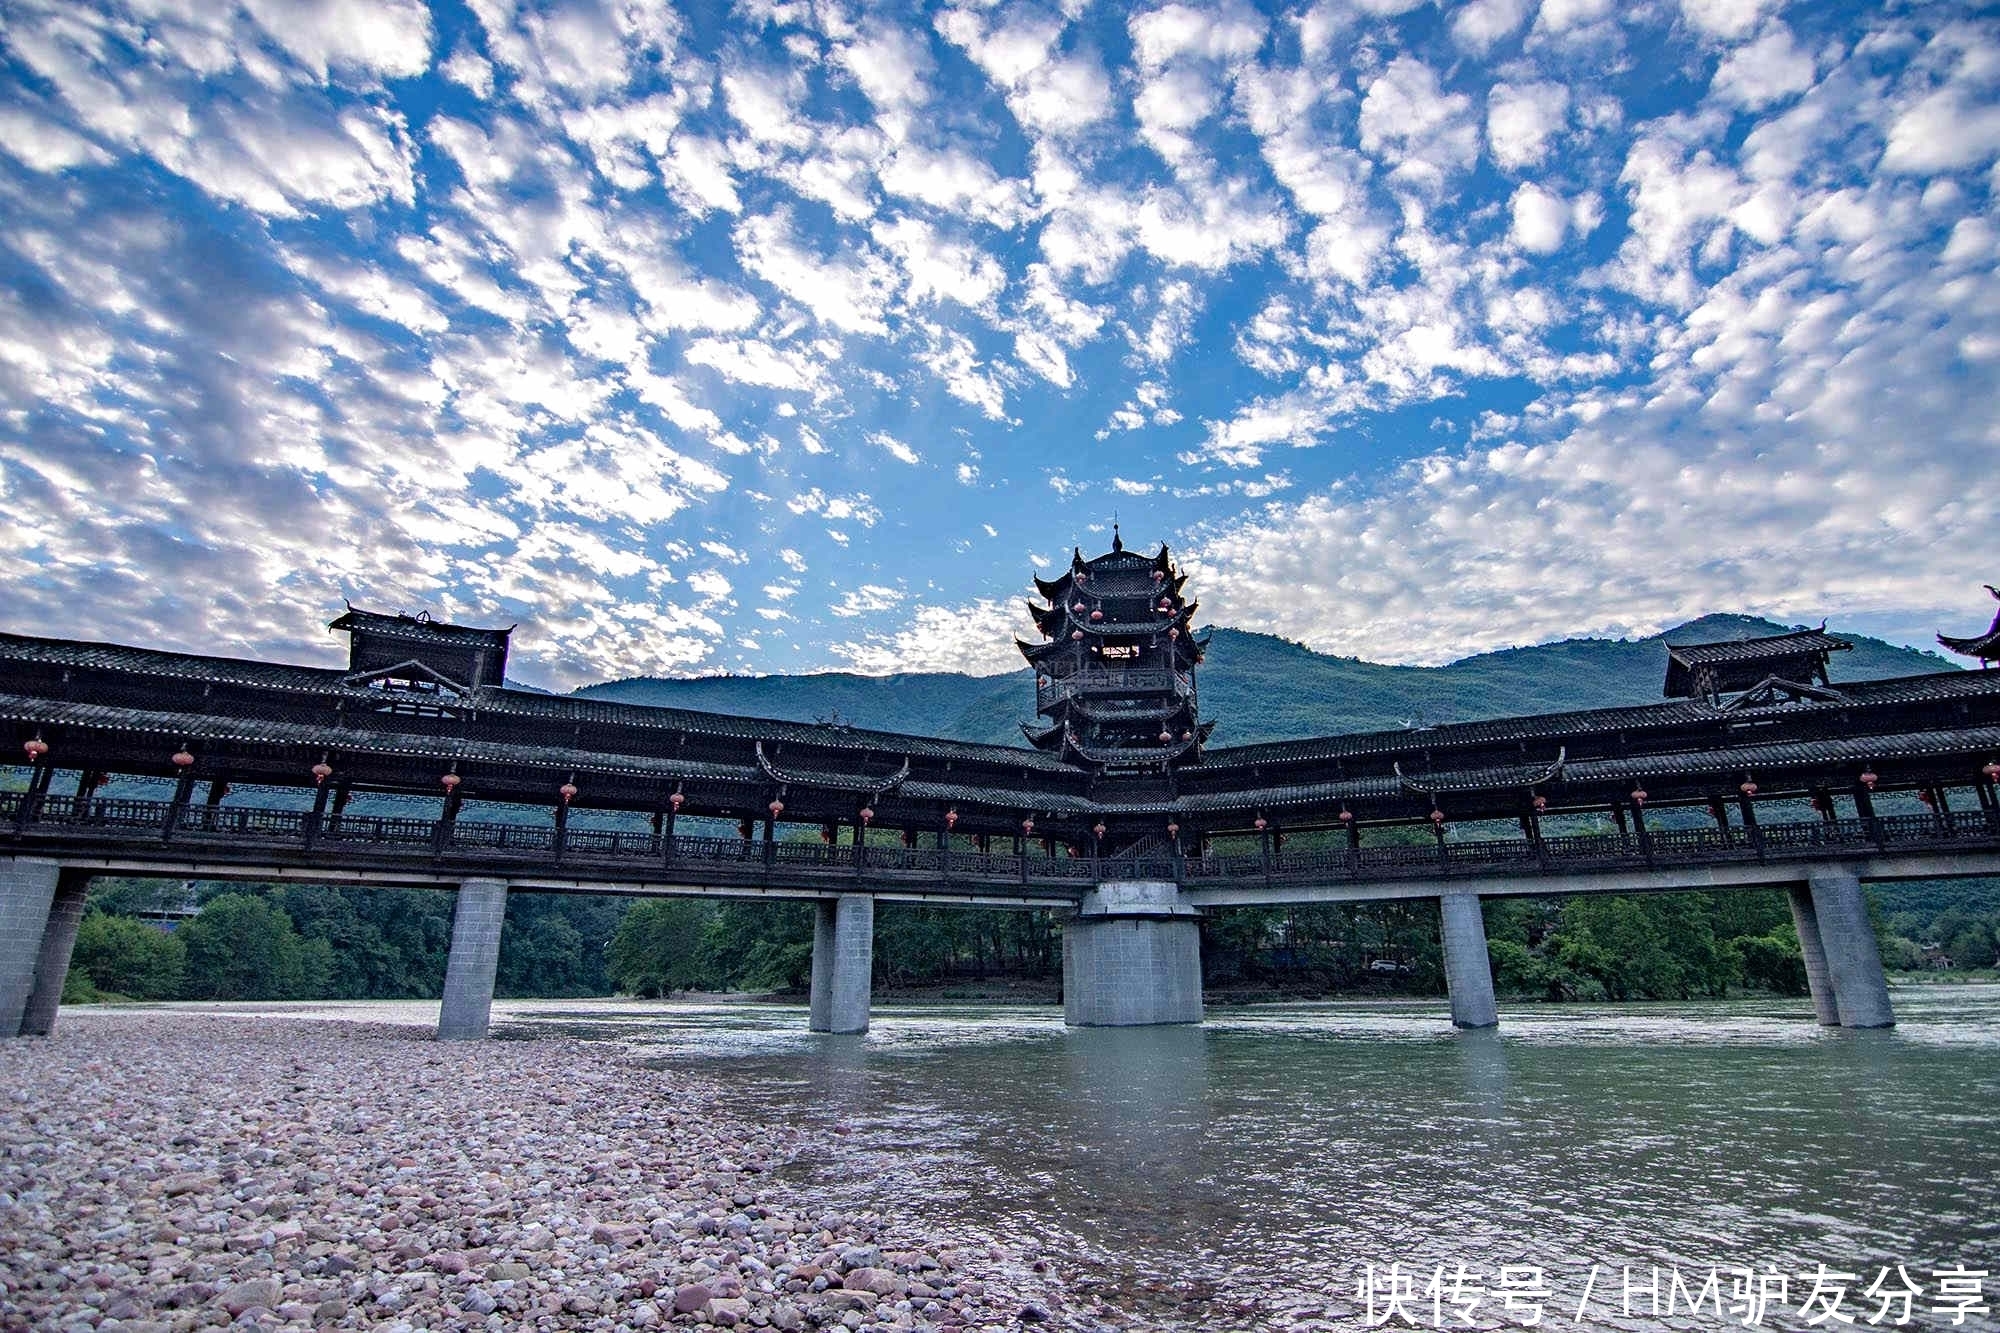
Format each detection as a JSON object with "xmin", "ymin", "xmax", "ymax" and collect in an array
[
  {"xmin": 1808, "ymin": 866, "xmax": 1894, "ymax": 1029},
  {"xmin": 18, "ymin": 870, "xmax": 91, "ymax": 1037},
  {"xmin": 808, "ymin": 900, "xmax": 837, "ymax": 1032},
  {"xmin": 823, "ymin": 894, "xmax": 873, "ymax": 1035},
  {"xmin": 1439, "ymin": 891, "xmax": 1498, "ymax": 1030},
  {"xmin": 1786, "ymin": 884, "xmax": 1841, "ymax": 1026},
  {"xmin": 0, "ymin": 858, "xmax": 64, "ymax": 1039},
  {"xmin": 437, "ymin": 879, "xmax": 508, "ymax": 1040},
  {"xmin": 1062, "ymin": 882, "xmax": 1203, "ymax": 1027}
]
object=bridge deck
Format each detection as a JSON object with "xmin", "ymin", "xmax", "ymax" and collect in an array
[{"xmin": 6, "ymin": 792, "xmax": 1998, "ymax": 902}]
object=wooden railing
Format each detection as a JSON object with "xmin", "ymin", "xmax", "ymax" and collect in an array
[{"xmin": 5, "ymin": 792, "xmax": 1999, "ymax": 896}]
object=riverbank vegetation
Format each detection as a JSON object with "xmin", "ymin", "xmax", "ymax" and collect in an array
[{"xmin": 59, "ymin": 876, "xmax": 2000, "ymax": 1005}]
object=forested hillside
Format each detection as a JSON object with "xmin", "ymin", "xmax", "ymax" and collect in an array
[{"xmin": 578, "ymin": 614, "xmax": 1953, "ymax": 747}]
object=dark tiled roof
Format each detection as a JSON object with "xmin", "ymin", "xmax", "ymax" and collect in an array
[
  {"xmin": 1665, "ymin": 627, "xmax": 1851, "ymax": 666},
  {"xmin": 328, "ymin": 608, "xmax": 513, "ymax": 646},
  {"xmin": 0, "ymin": 632, "xmax": 1073, "ymax": 772}
]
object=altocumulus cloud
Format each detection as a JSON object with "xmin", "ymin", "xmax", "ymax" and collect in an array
[{"xmin": 0, "ymin": 0, "xmax": 1994, "ymax": 688}]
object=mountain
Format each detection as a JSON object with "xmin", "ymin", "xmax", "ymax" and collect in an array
[{"xmin": 572, "ymin": 615, "xmax": 1959, "ymax": 750}]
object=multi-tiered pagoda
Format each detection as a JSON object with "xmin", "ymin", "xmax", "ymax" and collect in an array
[{"xmin": 1019, "ymin": 526, "xmax": 1213, "ymax": 773}]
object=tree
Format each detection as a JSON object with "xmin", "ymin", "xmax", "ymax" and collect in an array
[
  {"xmin": 67, "ymin": 911, "xmax": 185, "ymax": 1000},
  {"xmin": 179, "ymin": 894, "xmax": 331, "ymax": 1000}
]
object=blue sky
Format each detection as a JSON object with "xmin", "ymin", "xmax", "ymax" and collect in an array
[{"xmin": 1, "ymin": 0, "xmax": 1996, "ymax": 689}]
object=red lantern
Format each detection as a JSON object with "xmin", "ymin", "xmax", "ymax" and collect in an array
[
  {"xmin": 1630, "ymin": 788, "xmax": 1648, "ymax": 807},
  {"xmin": 22, "ymin": 736, "xmax": 47, "ymax": 762},
  {"xmin": 1152, "ymin": 569, "xmax": 1164, "ymax": 582},
  {"xmin": 1254, "ymin": 817, "xmax": 1267, "ymax": 832},
  {"xmin": 945, "ymin": 808, "xmax": 958, "ymax": 830},
  {"xmin": 669, "ymin": 792, "xmax": 685, "ymax": 811},
  {"xmin": 1984, "ymin": 761, "xmax": 2000, "ymax": 782},
  {"xmin": 560, "ymin": 782, "xmax": 578, "ymax": 804},
  {"xmin": 1166, "ymin": 821, "xmax": 1180, "ymax": 838},
  {"xmin": 1859, "ymin": 769, "xmax": 1878, "ymax": 791},
  {"xmin": 440, "ymin": 771, "xmax": 461, "ymax": 792},
  {"xmin": 1338, "ymin": 808, "xmax": 1353, "ymax": 823},
  {"xmin": 1072, "ymin": 602, "xmax": 1086, "ymax": 613},
  {"xmin": 1090, "ymin": 609, "xmax": 1104, "ymax": 621},
  {"xmin": 1158, "ymin": 729, "xmax": 1173, "ymax": 743},
  {"xmin": 1092, "ymin": 821, "xmax": 1107, "ymax": 839},
  {"xmin": 767, "ymin": 798, "xmax": 783, "ymax": 817},
  {"xmin": 859, "ymin": 807, "xmax": 873, "ymax": 824},
  {"xmin": 1430, "ymin": 810, "xmax": 1446, "ymax": 826},
  {"xmin": 1074, "ymin": 571, "xmax": 1085, "ymax": 583},
  {"xmin": 1739, "ymin": 780, "xmax": 1758, "ymax": 798},
  {"xmin": 1021, "ymin": 816, "xmax": 1035, "ymax": 835},
  {"xmin": 1533, "ymin": 795, "xmax": 1547, "ymax": 812},
  {"xmin": 1182, "ymin": 729, "xmax": 1193, "ymax": 740},
  {"xmin": 311, "ymin": 761, "xmax": 333, "ymax": 785},
  {"xmin": 1071, "ymin": 630, "xmax": 1084, "ymax": 641},
  {"xmin": 1159, "ymin": 599, "xmax": 1171, "ymax": 611},
  {"xmin": 171, "ymin": 747, "xmax": 195, "ymax": 769},
  {"xmin": 1168, "ymin": 628, "xmax": 1179, "ymax": 640}
]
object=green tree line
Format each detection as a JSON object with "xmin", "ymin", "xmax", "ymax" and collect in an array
[{"xmin": 63, "ymin": 876, "xmax": 1997, "ymax": 1007}]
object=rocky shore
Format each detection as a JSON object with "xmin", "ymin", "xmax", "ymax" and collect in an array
[{"xmin": 0, "ymin": 1012, "xmax": 1080, "ymax": 1332}]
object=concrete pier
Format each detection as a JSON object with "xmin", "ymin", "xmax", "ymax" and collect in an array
[
  {"xmin": 18, "ymin": 870, "xmax": 91, "ymax": 1037},
  {"xmin": 1062, "ymin": 882, "xmax": 1203, "ymax": 1027},
  {"xmin": 809, "ymin": 894, "xmax": 873, "ymax": 1034},
  {"xmin": 1439, "ymin": 891, "xmax": 1499, "ymax": 1030},
  {"xmin": 1787, "ymin": 885, "xmax": 1841, "ymax": 1026},
  {"xmin": 1, "ymin": 857, "xmax": 63, "ymax": 1039},
  {"xmin": 1808, "ymin": 865, "xmax": 1894, "ymax": 1029},
  {"xmin": 437, "ymin": 878, "xmax": 508, "ymax": 1040}
]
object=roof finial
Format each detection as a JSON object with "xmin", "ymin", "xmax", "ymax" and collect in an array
[{"xmin": 1111, "ymin": 515, "xmax": 1123, "ymax": 553}]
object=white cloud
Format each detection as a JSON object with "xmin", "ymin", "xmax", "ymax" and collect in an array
[
  {"xmin": 867, "ymin": 430, "xmax": 920, "ymax": 465},
  {"xmin": 1451, "ymin": 0, "xmax": 1532, "ymax": 53},
  {"xmin": 1359, "ymin": 58, "xmax": 1480, "ymax": 193},
  {"xmin": 1487, "ymin": 81, "xmax": 1569, "ymax": 171},
  {"xmin": 831, "ymin": 597, "xmax": 1033, "ymax": 675},
  {"xmin": 1711, "ymin": 23, "xmax": 1817, "ymax": 110},
  {"xmin": 1509, "ymin": 181, "xmax": 1571, "ymax": 253}
]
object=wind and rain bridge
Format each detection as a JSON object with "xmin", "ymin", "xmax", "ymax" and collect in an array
[{"xmin": 6, "ymin": 534, "xmax": 2000, "ymax": 1041}]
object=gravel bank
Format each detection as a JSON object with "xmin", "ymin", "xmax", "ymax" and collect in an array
[{"xmin": 0, "ymin": 1012, "xmax": 1081, "ymax": 1333}]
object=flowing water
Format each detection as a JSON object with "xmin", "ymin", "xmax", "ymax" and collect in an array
[{"xmin": 465, "ymin": 986, "xmax": 2000, "ymax": 1331}]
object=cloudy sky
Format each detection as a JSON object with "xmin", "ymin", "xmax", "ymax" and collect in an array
[{"xmin": 1, "ymin": 0, "xmax": 1996, "ymax": 689}]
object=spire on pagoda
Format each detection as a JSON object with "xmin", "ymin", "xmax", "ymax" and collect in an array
[{"xmin": 1018, "ymin": 532, "xmax": 1212, "ymax": 771}]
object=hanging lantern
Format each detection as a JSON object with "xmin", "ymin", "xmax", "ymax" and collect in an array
[
  {"xmin": 1182, "ymin": 729, "xmax": 1193, "ymax": 740},
  {"xmin": 1630, "ymin": 787, "xmax": 1648, "ymax": 807},
  {"xmin": 171, "ymin": 746, "xmax": 195, "ymax": 769},
  {"xmin": 1021, "ymin": 816, "xmax": 1035, "ymax": 835},
  {"xmin": 1152, "ymin": 569, "xmax": 1164, "ymax": 582},
  {"xmin": 1168, "ymin": 628, "xmax": 1179, "ymax": 639},
  {"xmin": 1159, "ymin": 729, "xmax": 1173, "ymax": 743},
  {"xmin": 1859, "ymin": 769, "xmax": 1878, "ymax": 791},
  {"xmin": 1338, "ymin": 808, "xmax": 1353, "ymax": 823},
  {"xmin": 1072, "ymin": 601, "xmax": 1086, "ymax": 613},
  {"xmin": 1071, "ymin": 630, "xmax": 1084, "ymax": 641},
  {"xmin": 945, "ymin": 808, "xmax": 958, "ymax": 830},
  {"xmin": 669, "ymin": 792, "xmax": 685, "ymax": 811},
  {"xmin": 859, "ymin": 806, "xmax": 873, "ymax": 825},
  {"xmin": 1090, "ymin": 609, "xmax": 1104, "ymax": 621},
  {"xmin": 311, "ymin": 761, "xmax": 333, "ymax": 786},
  {"xmin": 440, "ymin": 771, "xmax": 461, "ymax": 792},
  {"xmin": 761, "ymin": 798, "xmax": 780, "ymax": 819},
  {"xmin": 1809, "ymin": 794, "xmax": 1826, "ymax": 813},
  {"xmin": 1254, "ymin": 817, "xmax": 1267, "ymax": 832},
  {"xmin": 1166, "ymin": 821, "xmax": 1180, "ymax": 838},
  {"xmin": 1919, "ymin": 789, "xmax": 1936, "ymax": 808},
  {"xmin": 1984, "ymin": 761, "xmax": 2000, "ymax": 782},
  {"xmin": 22, "ymin": 736, "xmax": 48, "ymax": 762},
  {"xmin": 1430, "ymin": 809, "xmax": 1446, "ymax": 827},
  {"xmin": 558, "ymin": 781, "xmax": 578, "ymax": 805},
  {"xmin": 1532, "ymin": 795, "xmax": 1548, "ymax": 813},
  {"xmin": 1092, "ymin": 821, "xmax": 1107, "ymax": 839},
  {"xmin": 1074, "ymin": 571, "xmax": 1085, "ymax": 583},
  {"xmin": 1739, "ymin": 780, "xmax": 1758, "ymax": 798}
]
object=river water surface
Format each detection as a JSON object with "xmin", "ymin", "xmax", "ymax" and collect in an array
[{"xmin": 441, "ymin": 986, "xmax": 2000, "ymax": 1330}]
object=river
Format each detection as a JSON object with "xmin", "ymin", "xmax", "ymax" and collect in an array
[{"xmin": 413, "ymin": 985, "xmax": 2000, "ymax": 1331}]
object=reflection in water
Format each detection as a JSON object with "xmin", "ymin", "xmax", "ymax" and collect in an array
[{"xmin": 485, "ymin": 989, "xmax": 2000, "ymax": 1330}]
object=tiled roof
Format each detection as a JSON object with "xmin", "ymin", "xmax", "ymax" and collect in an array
[{"xmin": 1665, "ymin": 628, "xmax": 1851, "ymax": 666}]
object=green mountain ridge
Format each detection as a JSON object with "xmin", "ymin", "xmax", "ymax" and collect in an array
[{"xmin": 573, "ymin": 614, "xmax": 1960, "ymax": 750}]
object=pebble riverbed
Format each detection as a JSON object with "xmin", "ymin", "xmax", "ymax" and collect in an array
[{"xmin": 0, "ymin": 1012, "xmax": 1083, "ymax": 1333}]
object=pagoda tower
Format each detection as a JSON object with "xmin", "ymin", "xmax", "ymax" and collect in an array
[{"xmin": 1019, "ymin": 526, "xmax": 1213, "ymax": 772}]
